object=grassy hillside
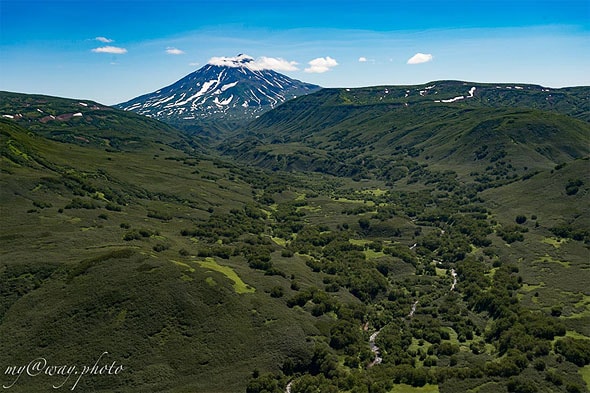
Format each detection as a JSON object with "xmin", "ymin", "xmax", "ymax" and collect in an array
[
  {"xmin": 1, "ymin": 90, "xmax": 590, "ymax": 393},
  {"xmin": 226, "ymin": 83, "xmax": 589, "ymax": 183},
  {"xmin": 0, "ymin": 108, "xmax": 326, "ymax": 392},
  {"xmin": 0, "ymin": 91, "xmax": 198, "ymax": 151}
]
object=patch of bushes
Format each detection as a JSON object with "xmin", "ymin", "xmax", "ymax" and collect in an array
[
  {"xmin": 105, "ymin": 203, "xmax": 122, "ymax": 211},
  {"xmin": 497, "ymin": 224, "xmax": 528, "ymax": 243},
  {"xmin": 153, "ymin": 243, "xmax": 170, "ymax": 253},
  {"xmin": 554, "ymin": 338, "xmax": 590, "ymax": 366},
  {"xmin": 65, "ymin": 197, "xmax": 101, "ymax": 209},
  {"xmin": 269, "ymin": 286, "xmax": 284, "ymax": 298},
  {"xmin": 550, "ymin": 225, "xmax": 589, "ymax": 242},
  {"xmin": 33, "ymin": 200, "xmax": 52, "ymax": 209},
  {"xmin": 565, "ymin": 179, "xmax": 583, "ymax": 195},
  {"xmin": 123, "ymin": 228, "xmax": 158, "ymax": 241}
]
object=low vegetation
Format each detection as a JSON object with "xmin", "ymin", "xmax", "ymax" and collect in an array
[{"xmin": 1, "ymin": 89, "xmax": 589, "ymax": 392}]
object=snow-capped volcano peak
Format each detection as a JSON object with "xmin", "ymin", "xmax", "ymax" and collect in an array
[
  {"xmin": 206, "ymin": 53, "xmax": 298, "ymax": 72},
  {"xmin": 115, "ymin": 54, "xmax": 321, "ymax": 126},
  {"xmin": 208, "ymin": 54, "xmax": 256, "ymax": 69}
]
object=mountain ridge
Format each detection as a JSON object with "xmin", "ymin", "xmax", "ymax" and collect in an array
[
  {"xmin": 0, "ymin": 90, "xmax": 196, "ymax": 151},
  {"xmin": 223, "ymin": 81, "xmax": 590, "ymax": 185}
]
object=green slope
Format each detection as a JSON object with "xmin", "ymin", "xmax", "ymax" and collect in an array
[
  {"xmin": 226, "ymin": 83, "xmax": 589, "ymax": 184},
  {"xmin": 2, "ymin": 89, "xmax": 590, "ymax": 393},
  {"xmin": 0, "ymin": 91, "xmax": 197, "ymax": 151},
  {"xmin": 0, "ymin": 100, "xmax": 325, "ymax": 392}
]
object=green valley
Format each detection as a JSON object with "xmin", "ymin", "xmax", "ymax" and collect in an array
[{"xmin": 1, "ymin": 84, "xmax": 589, "ymax": 393}]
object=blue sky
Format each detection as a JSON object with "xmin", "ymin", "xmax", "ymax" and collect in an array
[{"xmin": 1, "ymin": 0, "xmax": 588, "ymax": 105}]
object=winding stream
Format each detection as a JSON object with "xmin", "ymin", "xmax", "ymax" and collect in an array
[
  {"xmin": 368, "ymin": 330, "xmax": 383, "ymax": 367},
  {"xmin": 408, "ymin": 300, "xmax": 419, "ymax": 318},
  {"xmin": 368, "ymin": 299, "xmax": 419, "ymax": 368},
  {"xmin": 450, "ymin": 268, "xmax": 457, "ymax": 291},
  {"xmin": 285, "ymin": 271, "xmax": 452, "ymax": 389}
]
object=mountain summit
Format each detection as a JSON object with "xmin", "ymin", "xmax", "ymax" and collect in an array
[{"xmin": 115, "ymin": 54, "xmax": 321, "ymax": 128}]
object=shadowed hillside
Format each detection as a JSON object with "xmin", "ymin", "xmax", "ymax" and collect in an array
[
  {"xmin": 2, "ymin": 88, "xmax": 589, "ymax": 393},
  {"xmin": 223, "ymin": 82, "xmax": 589, "ymax": 184}
]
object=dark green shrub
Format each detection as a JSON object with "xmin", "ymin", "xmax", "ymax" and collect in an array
[
  {"xmin": 554, "ymin": 338, "xmax": 590, "ymax": 366},
  {"xmin": 270, "ymin": 286, "xmax": 284, "ymax": 298},
  {"xmin": 566, "ymin": 384, "xmax": 583, "ymax": 393},
  {"xmin": 423, "ymin": 356, "xmax": 437, "ymax": 367},
  {"xmin": 123, "ymin": 230, "xmax": 141, "ymax": 241},
  {"xmin": 153, "ymin": 243, "xmax": 169, "ymax": 252},
  {"xmin": 33, "ymin": 200, "xmax": 52, "ymax": 209},
  {"xmin": 507, "ymin": 377, "xmax": 538, "ymax": 393},
  {"xmin": 105, "ymin": 203, "xmax": 122, "ymax": 211},
  {"xmin": 358, "ymin": 218, "xmax": 371, "ymax": 231},
  {"xmin": 281, "ymin": 249, "xmax": 294, "ymax": 257},
  {"xmin": 533, "ymin": 359, "xmax": 545, "ymax": 371},
  {"xmin": 545, "ymin": 370, "xmax": 563, "ymax": 386},
  {"xmin": 565, "ymin": 179, "xmax": 583, "ymax": 195},
  {"xmin": 264, "ymin": 268, "xmax": 286, "ymax": 278}
]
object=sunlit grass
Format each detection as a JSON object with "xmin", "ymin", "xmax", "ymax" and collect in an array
[
  {"xmin": 171, "ymin": 259, "xmax": 195, "ymax": 273},
  {"xmin": 580, "ymin": 365, "xmax": 590, "ymax": 391},
  {"xmin": 542, "ymin": 237, "xmax": 567, "ymax": 248},
  {"xmin": 565, "ymin": 331, "xmax": 590, "ymax": 340},
  {"xmin": 360, "ymin": 188, "xmax": 388, "ymax": 196},
  {"xmin": 197, "ymin": 257, "xmax": 255, "ymax": 294},
  {"xmin": 271, "ymin": 236, "xmax": 288, "ymax": 247},
  {"xmin": 534, "ymin": 254, "xmax": 571, "ymax": 268},
  {"xmin": 389, "ymin": 383, "xmax": 439, "ymax": 393}
]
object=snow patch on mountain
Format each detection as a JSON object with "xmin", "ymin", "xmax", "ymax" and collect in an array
[
  {"xmin": 221, "ymin": 81, "xmax": 238, "ymax": 92},
  {"xmin": 434, "ymin": 86, "xmax": 476, "ymax": 103},
  {"xmin": 214, "ymin": 95, "xmax": 233, "ymax": 106}
]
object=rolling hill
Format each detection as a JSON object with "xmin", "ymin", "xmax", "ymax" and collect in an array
[
  {"xmin": 0, "ymin": 95, "xmax": 325, "ymax": 392},
  {"xmin": 1, "ymin": 88, "xmax": 590, "ymax": 393},
  {"xmin": 0, "ymin": 91, "xmax": 197, "ymax": 151},
  {"xmin": 223, "ymin": 81, "xmax": 589, "ymax": 183}
]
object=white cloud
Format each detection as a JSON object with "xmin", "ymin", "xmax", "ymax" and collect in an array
[
  {"xmin": 305, "ymin": 56, "xmax": 338, "ymax": 73},
  {"xmin": 358, "ymin": 57, "xmax": 367, "ymax": 62},
  {"xmin": 95, "ymin": 36, "xmax": 113, "ymax": 43},
  {"xmin": 92, "ymin": 46, "xmax": 127, "ymax": 54},
  {"xmin": 407, "ymin": 53, "xmax": 433, "ymax": 64},
  {"xmin": 208, "ymin": 54, "xmax": 298, "ymax": 72},
  {"xmin": 208, "ymin": 54, "xmax": 254, "ymax": 67},
  {"xmin": 166, "ymin": 47, "xmax": 185, "ymax": 55},
  {"xmin": 253, "ymin": 56, "xmax": 298, "ymax": 71}
]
